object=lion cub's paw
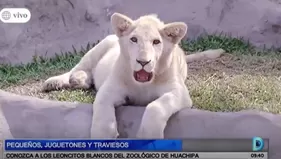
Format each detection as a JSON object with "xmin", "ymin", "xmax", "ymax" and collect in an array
[
  {"xmin": 69, "ymin": 71, "xmax": 92, "ymax": 89},
  {"xmin": 90, "ymin": 120, "xmax": 119, "ymax": 139},
  {"xmin": 136, "ymin": 116, "xmax": 165, "ymax": 138},
  {"xmin": 42, "ymin": 76, "xmax": 69, "ymax": 92}
]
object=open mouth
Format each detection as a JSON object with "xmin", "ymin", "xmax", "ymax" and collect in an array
[{"xmin": 133, "ymin": 69, "xmax": 153, "ymax": 83}]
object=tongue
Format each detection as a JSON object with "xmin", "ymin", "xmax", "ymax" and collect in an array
[{"xmin": 136, "ymin": 70, "xmax": 149, "ymax": 81}]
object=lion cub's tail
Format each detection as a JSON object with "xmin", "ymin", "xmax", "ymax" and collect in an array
[{"xmin": 185, "ymin": 49, "xmax": 225, "ymax": 63}]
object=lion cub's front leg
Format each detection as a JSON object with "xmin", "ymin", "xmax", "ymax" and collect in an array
[
  {"xmin": 90, "ymin": 80, "xmax": 126, "ymax": 138},
  {"xmin": 136, "ymin": 84, "xmax": 192, "ymax": 138}
]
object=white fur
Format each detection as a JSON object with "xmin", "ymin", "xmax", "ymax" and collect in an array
[{"xmin": 42, "ymin": 13, "xmax": 225, "ymax": 138}]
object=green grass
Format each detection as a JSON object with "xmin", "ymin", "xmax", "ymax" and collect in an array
[
  {"xmin": 0, "ymin": 42, "xmax": 98, "ymax": 88},
  {"xmin": 54, "ymin": 89, "xmax": 95, "ymax": 103},
  {"xmin": 1, "ymin": 35, "xmax": 281, "ymax": 113}
]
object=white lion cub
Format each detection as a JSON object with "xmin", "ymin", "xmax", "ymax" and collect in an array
[{"xmin": 42, "ymin": 13, "xmax": 225, "ymax": 138}]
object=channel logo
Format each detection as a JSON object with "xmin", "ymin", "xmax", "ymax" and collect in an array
[
  {"xmin": 252, "ymin": 137, "xmax": 264, "ymax": 151},
  {"xmin": 0, "ymin": 8, "xmax": 31, "ymax": 23}
]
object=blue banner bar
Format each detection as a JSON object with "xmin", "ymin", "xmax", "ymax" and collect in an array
[{"xmin": 5, "ymin": 139, "xmax": 182, "ymax": 151}]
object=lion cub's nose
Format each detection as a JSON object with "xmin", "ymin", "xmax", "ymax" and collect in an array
[{"xmin": 136, "ymin": 59, "xmax": 151, "ymax": 67}]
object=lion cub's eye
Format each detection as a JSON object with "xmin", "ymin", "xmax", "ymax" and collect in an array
[
  {"xmin": 130, "ymin": 37, "xmax": 138, "ymax": 43},
  {"xmin": 153, "ymin": 39, "xmax": 161, "ymax": 45}
]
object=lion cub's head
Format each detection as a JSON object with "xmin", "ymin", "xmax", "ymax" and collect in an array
[{"xmin": 111, "ymin": 13, "xmax": 187, "ymax": 83}]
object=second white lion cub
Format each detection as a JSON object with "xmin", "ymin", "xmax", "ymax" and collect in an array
[{"xmin": 42, "ymin": 13, "xmax": 224, "ymax": 138}]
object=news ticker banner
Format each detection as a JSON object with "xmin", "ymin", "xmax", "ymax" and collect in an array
[
  {"xmin": 2, "ymin": 151, "xmax": 269, "ymax": 159},
  {"xmin": 2, "ymin": 138, "xmax": 268, "ymax": 152}
]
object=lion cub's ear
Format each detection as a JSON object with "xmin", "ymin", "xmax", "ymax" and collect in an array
[
  {"xmin": 111, "ymin": 13, "xmax": 134, "ymax": 37},
  {"xmin": 160, "ymin": 22, "xmax": 187, "ymax": 44}
]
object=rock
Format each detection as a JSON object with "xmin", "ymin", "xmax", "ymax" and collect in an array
[
  {"xmin": 0, "ymin": 90, "xmax": 281, "ymax": 158},
  {"xmin": 0, "ymin": 0, "xmax": 280, "ymax": 65}
]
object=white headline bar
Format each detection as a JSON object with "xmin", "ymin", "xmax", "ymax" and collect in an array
[{"xmin": 3, "ymin": 151, "xmax": 268, "ymax": 159}]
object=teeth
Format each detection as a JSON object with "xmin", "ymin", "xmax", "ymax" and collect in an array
[{"xmin": 135, "ymin": 72, "xmax": 152, "ymax": 81}]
